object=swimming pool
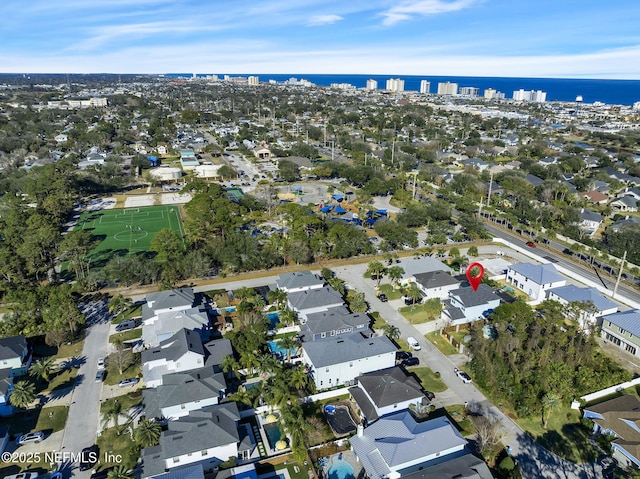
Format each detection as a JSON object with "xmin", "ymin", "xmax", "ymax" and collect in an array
[
  {"xmin": 266, "ymin": 311, "xmax": 280, "ymax": 329},
  {"xmin": 328, "ymin": 458, "xmax": 355, "ymax": 479},
  {"xmin": 267, "ymin": 340, "xmax": 297, "ymax": 359},
  {"xmin": 263, "ymin": 422, "xmax": 282, "ymax": 449}
]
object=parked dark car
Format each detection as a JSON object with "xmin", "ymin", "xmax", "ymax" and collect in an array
[
  {"xmin": 378, "ymin": 293, "xmax": 388, "ymax": 302},
  {"xmin": 79, "ymin": 445, "xmax": 99, "ymax": 471},
  {"xmin": 396, "ymin": 351, "xmax": 412, "ymax": 361},
  {"xmin": 404, "ymin": 296, "xmax": 421, "ymax": 306},
  {"xmin": 401, "ymin": 357, "xmax": 420, "ymax": 367},
  {"xmin": 425, "ymin": 391, "xmax": 436, "ymax": 401}
]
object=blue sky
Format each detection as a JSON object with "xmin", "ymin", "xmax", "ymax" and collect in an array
[{"xmin": 1, "ymin": 0, "xmax": 639, "ymax": 78}]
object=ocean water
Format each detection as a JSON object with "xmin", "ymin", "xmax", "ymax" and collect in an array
[{"xmin": 176, "ymin": 73, "xmax": 640, "ymax": 106}]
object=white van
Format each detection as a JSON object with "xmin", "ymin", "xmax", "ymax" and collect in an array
[{"xmin": 407, "ymin": 336, "xmax": 421, "ymax": 351}]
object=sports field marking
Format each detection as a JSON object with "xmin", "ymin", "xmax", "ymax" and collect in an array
[{"xmin": 113, "ymin": 229, "xmax": 149, "ymax": 242}]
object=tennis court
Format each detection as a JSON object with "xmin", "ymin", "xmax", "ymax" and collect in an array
[{"xmin": 76, "ymin": 205, "xmax": 184, "ymax": 266}]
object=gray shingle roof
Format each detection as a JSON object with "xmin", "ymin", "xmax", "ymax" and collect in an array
[
  {"xmin": 142, "ymin": 463, "xmax": 204, "ymax": 479},
  {"xmin": 580, "ymin": 208, "xmax": 603, "ymax": 223},
  {"xmin": 547, "ymin": 285, "xmax": 618, "ymax": 313},
  {"xmin": 449, "ymin": 284, "xmax": 500, "ymax": 308},
  {"xmin": 0, "ymin": 335, "xmax": 26, "ymax": 362},
  {"xmin": 303, "ymin": 332, "xmax": 396, "ymax": 368},
  {"xmin": 146, "ymin": 288, "xmax": 196, "ymax": 311},
  {"xmin": 287, "ymin": 286, "xmax": 344, "ymax": 311},
  {"xmin": 203, "ymin": 338, "xmax": 233, "ymax": 368},
  {"xmin": 602, "ymin": 309, "xmax": 640, "ymax": 338},
  {"xmin": 159, "ymin": 402, "xmax": 240, "ymax": 457},
  {"xmin": 414, "ymin": 271, "xmax": 459, "ymax": 290},
  {"xmin": 400, "ymin": 257, "xmax": 451, "ymax": 279},
  {"xmin": 301, "ymin": 306, "xmax": 370, "ymax": 337},
  {"xmin": 508, "ymin": 263, "xmax": 565, "ymax": 285},
  {"xmin": 401, "ymin": 452, "xmax": 494, "ymax": 479},
  {"xmin": 143, "ymin": 368, "xmax": 226, "ymax": 419},
  {"xmin": 142, "ymin": 329, "xmax": 205, "ymax": 365},
  {"xmin": 277, "ymin": 270, "xmax": 324, "ymax": 290},
  {"xmin": 355, "ymin": 367, "xmax": 423, "ymax": 408},
  {"xmin": 143, "ymin": 307, "xmax": 211, "ymax": 347},
  {"xmin": 350, "ymin": 413, "xmax": 467, "ymax": 479}
]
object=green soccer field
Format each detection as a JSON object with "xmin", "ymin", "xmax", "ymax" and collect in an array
[{"xmin": 76, "ymin": 205, "xmax": 184, "ymax": 266}]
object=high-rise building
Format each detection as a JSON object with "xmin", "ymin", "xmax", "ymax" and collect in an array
[
  {"xmin": 484, "ymin": 88, "xmax": 496, "ymax": 99},
  {"xmin": 419, "ymin": 80, "xmax": 431, "ymax": 94},
  {"xmin": 459, "ymin": 87, "xmax": 479, "ymax": 97},
  {"xmin": 513, "ymin": 89, "xmax": 546, "ymax": 102},
  {"xmin": 386, "ymin": 78, "xmax": 405, "ymax": 92},
  {"xmin": 437, "ymin": 81, "xmax": 458, "ymax": 95},
  {"xmin": 366, "ymin": 79, "xmax": 378, "ymax": 90},
  {"xmin": 248, "ymin": 76, "xmax": 259, "ymax": 85}
]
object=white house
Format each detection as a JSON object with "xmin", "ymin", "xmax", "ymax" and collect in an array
[
  {"xmin": 142, "ymin": 329, "xmax": 206, "ymax": 388},
  {"xmin": 0, "ymin": 336, "xmax": 31, "ymax": 377},
  {"xmin": 441, "ymin": 284, "xmax": 501, "ymax": 327},
  {"xmin": 413, "ymin": 270, "xmax": 460, "ymax": 300},
  {"xmin": 142, "ymin": 307, "xmax": 212, "ymax": 348},
  {"xmin": 546, "ymin": 285, "xmax": 618, "ymax": 329},
  {"xmin": 141, "ymin": 403, "xmax": 248, "ymax": 477},
  {"xmin": 143, "ymin": 368, "xmax": 226, "ymax": 420},
  {"xmin": 301, "ymin": 332, "xmax": 396, "ymax": 390},
  {"xmin": 506, "ymin": 263, "xmax": 566, "ymax": 302},
  {"xmin": 600, "ymin": 310, "xmax": 640, "ymax": 358},
  {"xmin": 398, "ymin": 257, "xmax": 452, "ymax": 285},
  {"xmin": 276, "ymin": 270, "xmax": 324, "ymax": 293},
  {"xmin": 579, "ymin": 208, "xmax": 603, "ymax": 235},
  {"xmin": 349, "ymin": 367, "xmax": 427, "ymax": 424},
  {"xmin": 350, "ymin": 412, "xmax": 469, "ymax": 479},
  {"xmin": 286, "ymin": 285, "xmax": 344, "ymax": 322},
  {"xmin": 54, "ymin": 134, "xmax": 68, "ymax": 143}
]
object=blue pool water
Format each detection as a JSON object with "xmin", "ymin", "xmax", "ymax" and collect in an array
[
  {"xmin": 267, "ymin": 340, "xmax": 297, "ymax": 359},
  {"xmin": 328, "ymin": 458, "xmax": 355, "ymax": 479},
  {"xmin": 263, "ymin": 423, "xmax": 282, "ymax": 449},
  {"xmin": 266, "ymin": 311, "xmax": 280, "ymax": 329},
  {"xmin": 225, "ymin": 306, "xmax": 236, "ymax": 313}
]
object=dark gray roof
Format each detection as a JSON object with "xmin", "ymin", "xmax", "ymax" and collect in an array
[
  {"xmin": 355, "ymin": 367, "xmax": 423, "ymax": 408},
  {"xmin": 142, "ymin": 329, "xmax": 205, "ymax": 365},
  {"xmin": 350, "ymin": 413, "xmax": 467, "ymax": 479},
  {"xmin": 610, "ymin": 216, "xmax": 640, "ymax": 232},
  {"xmin": 525, "ymin": 174, "xmax": 544, "ymax": 186},
  {"xmin": 0, "ymin": 369, "xmax": 12, "ymax": 396},
  {"xmin": 613, "ymin": 196, "xmax": 637, "ymax": 207},
  {"xmin": 203, "ymin": 338, "xmax": 233, "ymax": 367},
  {"xmin": 158, "ymin": 402, "xmax": 239, "ymax": 458},
  {"xmin": 449, "ymin": 284, "xmax": 500, "ymax": 308},
  {"xmin": 401, "ymin": 452, "xmax": 494, "ymax": 479},
  {"xmin": 146, "ymin": 288, "xmax": 196, "ymax": 311},
  {"xmin": 143, "ymin": 368, "xmax": 226, "ymax": 419},
  {"xmin": 302, "ymin": 307, "xmax": 370, "ymax": 336},
  {"xmin": 143, "ymin": 463, "xmax": 204, "ymax": 479},
  {"xmin": 401, "ymin": 257, "xmax": 451, "ymax": 279},
  {"xmin": 349, "ymin": 384, "xmax": 379, "ymax": 422},
  {"xmin": 414, "ymin": 271, "xmax": 459, "ymax": 290},
  {"xmin": 0, "ymin": 335, "xmax": 26, "ymax": 361},
  {"xmin": 288, "ymin": 286, "xmax": 343, "ymax": 311},
  {"xmin": 277, "ymin": 270, "xmax": 324, "ymax": 290},
  {"xmin": 143, "ymin": 307, "xmax": 210, "ymax": 347},
  {"xmin": 303, "ymin": 331, "xmax": 396, "ymax": 368},
  {"xmin": 602, "ymin": 309, "xmax": 640, "ymax": 338},
  {"xmin": 580, "ymin": 208, "xmax": 602, "ymax": 223},
  {"xmin": 547, "ymin": 285, "xmax": 618, "ymax": 313}
]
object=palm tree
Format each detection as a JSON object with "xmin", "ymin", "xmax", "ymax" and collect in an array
[
  {"xmin": 101, "ymin": 399, "xmax": 131, "ymax": 431},
  {"xmin": 29, "ymin": 357, "xmax": 57, "ymax": 382},
  {"xmin": 135, "ymin": 418, "xmax": 161, "ymax": 448},
  {"xmin": 108, "ymin": 294, "xmax": 133, "ymax": 319},
  {"xmin": 367, "ymin": 261, "xmax": 386, "ymax": 287},
  {"xmin": 406, "ymin": 284, "xmax": 423, "ymax": 310},
  {"xmin": 9, "ymin": 380, "xmax": 36, "ymax": 410},
  {"xmin": 349, "ymin": 292, "xmax": 368, "ymax": 313},
  {"xmin": 386, "ymin": 265, "xmax": 405, "ymax": 288},
  {"xmin": 289, "ymin": 364, "xmax": 310, "ymax": 392},
  {"xmin": 382, "ymin": 323, "xmax": 401, "ymax": 341},
  {"xmin": 541, "ymin": 392, "xmax": 561, "ymax": 429},
  {"xmin": 240, "ymin": 351, "xmax": 260, "ymax": 376},
  {"xmin": 228, "ymin": 388, "xmax": 254, "ymax": 407},
  {"xmin": 107, "ymin": 466, "xmax": 134, "ymax": 479},
  {"xmin": 221, "ymin": 355, "xmax": 239, "ymax": 376},
  {"xmin": 268, "ymin": 288, "xmax": 288, "ymax": 310},
  {"xmin": 278, "ymin": 336, "xmax": 300, "ymax": 363},
  {"xmin": 279, "ymin": 307, "xmax": 298, "ymax": 326},
  {"xmin": 328, "ymin": 277, "xmax": 345, "ymax": 296}
]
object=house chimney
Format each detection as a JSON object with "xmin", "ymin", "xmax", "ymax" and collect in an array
[{"xmin": 357, "ymin": 424, "xmax": 364, "ymax": 437}]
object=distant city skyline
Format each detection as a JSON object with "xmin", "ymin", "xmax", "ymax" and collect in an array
[{"xmin": 1, "ymin": 0, "xmax": 639, "ymax": 79}]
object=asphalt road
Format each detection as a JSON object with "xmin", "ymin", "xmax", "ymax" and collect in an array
[
  {"xmin": 63, "ymin": 301, "xmax": 112, "ymax": 478},
  {"xmin": 482, "ymin": 221, "xmax": 640, "ymax": 306}
]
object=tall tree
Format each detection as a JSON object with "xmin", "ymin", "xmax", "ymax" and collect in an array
[
  {"xmin": 541, "ymin": 392, "xmax": 561, "ymax": 429},
  {"xmin": 29, "ymin": 357, "xmax": 57, "ymax": 382},
  {"xmin": 367, "ymin": 261, "xmax": 386, "ymax": 287},
  {"xmin": 9, "ymin": 380, "xmax": 36, "ymax": 409},
  {"xmin": 135, "ymin": 418, "xmax": 161, "ymax": 448}
]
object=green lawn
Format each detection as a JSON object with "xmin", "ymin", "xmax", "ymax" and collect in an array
[
  {"xmin": 96, "ymin": 426, "xmax": 139, "ymax": 470},
  {"xmin": 109, "ymin": 329, "xmax": 142, "ymax": 344},
  {"xmin": 517, "ymin": 406, "xmax": 598, "ymax": 463},
  {"xmin": 100, "ymin": 392, "xmax": 143, "ymax": 414},
  {"xmin": 408, "ymin": 367, "xmax": 448, "ymax": 393},
  {"xmin": 112, "ymin": 305, "xmax": 142, "ymax": 323},
  {"xmin": 35, "ymin": 405, "xmax": 69, "ymax": 432},
  {"xmin": 103, "ymin": 355, "xmax": 141, "ymax": 385},
  {"xmin": 74, "ymin": 205, "xmax": 184, "ymax": 269},
  {"xmin": 426, "ymin": 331, "xmax": 459, "ymax": 355},
  {"xmin": 377, "ymin": 284, "xmax": 403, "ymax": 300},
  {"xmin": 399, "ymin": 302, "xmax": 440, "ymax": 324},
  {"xmin": 0, "ymin": 406, "xmax": 68, "ymax": 436}
]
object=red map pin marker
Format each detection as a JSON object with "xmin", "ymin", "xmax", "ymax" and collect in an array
[{"xmin": 466, "ymin": 262, "xmax": 484, "ymax": 291}]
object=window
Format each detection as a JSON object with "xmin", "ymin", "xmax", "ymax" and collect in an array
[
  {"xmin": 625, "ymin": 344, "xmax": 637, "ymax": 355},
  {"xmin": 181, "ymin": 404, "xmax": 186, "ymax": 409},
  {"xmin": 173, "ymin": 457, "xmax": 180, "ymax": 464},
  {"xmin": 201, "ymin": 450, "xmax": 208, "ymax": 457},
  {"xmin": 321, "ymin": 332, "xmax": 326, "ymax": 338}
]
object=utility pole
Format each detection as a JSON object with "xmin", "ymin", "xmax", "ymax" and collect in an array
[
  {"xmin": 487, "ymin": 171, "xmax": 494, "ymax": 207},
  {"xmin": 612, "ymin": 250, "xmax": 627, "ymax": 299}
]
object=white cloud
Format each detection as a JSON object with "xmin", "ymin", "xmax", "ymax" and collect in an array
[
  {"xmin": 381, "ymin": 0, "xmax": 479, "ymax": 26},
  {"xmin": 307, "ymin": 14, "xmax": 344, "ymax": 26}
]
